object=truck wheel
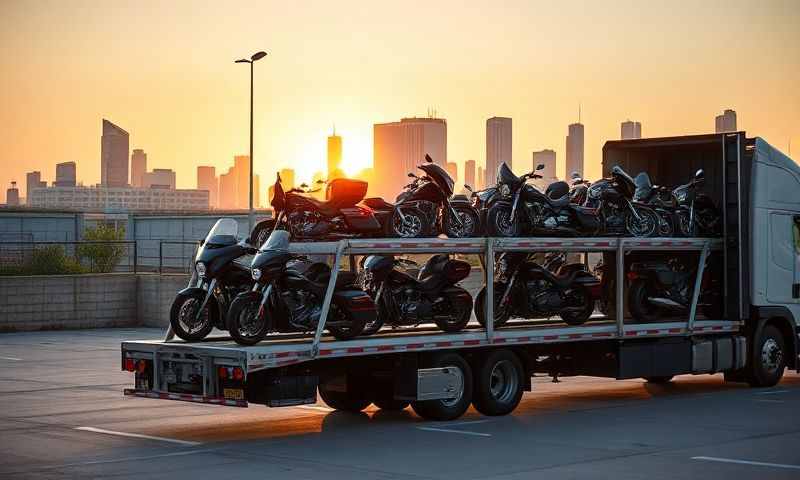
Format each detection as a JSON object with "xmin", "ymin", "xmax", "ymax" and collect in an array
[
  {"xmin": 472, "ymin": 350, "xmax": 524, "ymax": 416},
  {"xmin": 318, "ymin": 382, "xmax": 371, "ymax": 412},
  {"xmin": 748, "ymin": 325, "xmax": 786, "ymax": 388},
  {"xmin": 411, "ymin": 352, "xmax": 473, "ymax": 421}
]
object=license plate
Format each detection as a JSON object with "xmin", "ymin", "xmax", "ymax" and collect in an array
[{"xmin": 223, "ymin": 388, "xmax": 244, "ymax": 400}]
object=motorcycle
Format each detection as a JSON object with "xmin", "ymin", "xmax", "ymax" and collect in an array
[
  {"xmin": 627, "ymin": 254, "xmax": 723, "ymax": 322},
  {"xmin": 358, "ymin": 254, "xmax": 473, "ymax": 335},
  {"xmin": 568, "ymin": 171, "xmax": 591, "ymax": 205},
  {"xmin": 581, "ymin": 165, "xmax": 660, "ymax": 237},
  {"xmin": 169, "ymin": 218, "xmax": 256, "ymax": 341},
  {"xmin": 465, "ymin": 183, "xmax": 498, "ymax": 235},
  {"xmin": 269, "ymin": 172, "xmax": 382, "ymax": 240},
  {"xmin": 633, "ymin": 172, "xmax": 678, "ymax": 237},
  {"xmin": 485, "ymin": 163, "xmax": 604, "ymax": 237},
  {"xmin": 362, "ymin": 154, "xmax": 481, "ymax": 238},
  {"xmin": 226, "ymin": 230, "xmax": 375, "ymax": 345},
  {"xmin": 672, "ymin": 169, "xmax": 721, "ymax": 237},
  {"xmin": 474, "ymin": 252, "xmax": 601, "ymax": 327}
]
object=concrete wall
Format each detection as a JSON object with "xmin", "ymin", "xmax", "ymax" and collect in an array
[
  {"xmin": 0, "ymin": 274, "xmax": 137, "ymax": 332},
  {"xmin": 137, "ymin": 273, "xmax": 189, "ymax": 328}
]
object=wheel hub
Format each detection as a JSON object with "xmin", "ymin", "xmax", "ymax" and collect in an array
[
  {"xmin": 761, "ymin": 338, "xmax": 783, "ymax": 374},
  {"xmin": 489, "ymin": 360, "xmax": 518, "ymax": 403}
]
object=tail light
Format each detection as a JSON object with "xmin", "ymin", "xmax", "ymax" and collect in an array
[
  {"xmin": 232, "ymin": 367, "xmax": 245, "ymax": 381},
  {"xmin": 218, "ymin": 366, "xmax": 229, "ymax": 379},
  {"xmin": 136, "ymin": 360, "xmax": 148, "ymax": 374},
  {"xmin": 626, "ymin": 271, "xmax": 638, "ymax": 280},
  {"xmin": 124, "ymin": 358, "xmax": 135, "ymax": 372}
]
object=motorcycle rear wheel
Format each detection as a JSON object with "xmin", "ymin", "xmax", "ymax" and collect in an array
[
  {"xmin": 475, "ymin": 285, "xmax": 512, "ymax": 328},
  {"xmin": 326, "ymin": 304, "xmax": 367, "ymax": 340},
  {"xmin": 434, "ymin": 289, "xmax": 472, "ymax": 332},
  {"xmin": 628, "ymin": 280, "xmax": 661, "ymax": 323}
]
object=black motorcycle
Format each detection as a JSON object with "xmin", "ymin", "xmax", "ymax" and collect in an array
[
  {"xmin": 568, "ymin": 172, "xmax": 591, "ymax": 205},
  {"xmin": 486, "ymin": 163, "xmax": 604, "ymax": 237},
  {"xmin": 226, "ymin": 230, "xmax": 376, "ymax": 345},
  {"xmin": 672, "ymin": 169, "xmax": 721, "ymax": 237},
  {"xmin": 475, "ymin": 252, "xmax": 600, "ymax": 327},
  {"xmin": 581, "ymin": 165, "xmax": 660, "ymax": 237},
  {"xmin": 465, "ymin": 183, "xmax": 498, "ymax": 235},
  {"xmin": 633, "ymin": 172, "xmax": 678, "ymax": 237},
  {"xmin": 628, "ymin": 254, "xmax": 723, "ymax": 322},
  {"xmin": 169, "ymin": 218, "xmax": 255, "ymax": 341},
  {"xmin": 268, "ymin": 172, "xmax": 382, "ymax": 240},
  {"xmin": 363, "ymin": 154, "xmax": 480, "ymax": 238},
  {"xmin": 359, "ymin": 254, "xmax": 473, "ymax": 335}
]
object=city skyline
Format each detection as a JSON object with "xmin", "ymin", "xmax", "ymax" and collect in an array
[{"xmin": 1, "ymin": 1, "xmax": 798, "ymax": 203}]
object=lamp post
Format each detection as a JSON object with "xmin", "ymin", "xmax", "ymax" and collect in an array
[{"xmin": 235, "ymin": 50, "xmax": 267, "ymax": 234}]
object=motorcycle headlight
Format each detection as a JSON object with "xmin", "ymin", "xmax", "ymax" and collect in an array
[
  {"xmin": 500, "ymin": 184, "xmax": 511, "ymax": 197},
  {"xmin": 251, "ymin": 268, "xmax": 262, "ymax": 281},
  {"xmin": 674, "ymin": 189, "xmax": 688, "ymax": 203},
  {"xmin": 195, "ymin": 262, "xmax": 207, "ymax": 277}
]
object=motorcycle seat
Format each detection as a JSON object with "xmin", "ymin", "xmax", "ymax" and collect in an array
[
  {"xmin": 362, "ymin": 197, "xmax": 394, "ymax": 211},
  {"xmin": 302, "ymin": 196, "xmax": 341, "ymax": 217},
  {"xmin": 534, "ymin": 265, "xmax": 582, "ymax": 288},
  {"xmin": 547, "ymin": 194, "xmax": 571, "ymax": 209},
  {"xmin": 313, "ymin": 270, "xmax": 358, "ymax": 288}
]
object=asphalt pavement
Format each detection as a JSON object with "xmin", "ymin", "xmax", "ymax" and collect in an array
[{"xmin": 1, "ymin": 328, "xmax": 799, "ymax": 479}]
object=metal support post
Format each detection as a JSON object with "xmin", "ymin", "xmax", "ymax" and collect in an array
[
  {"xmin": 158, "ymin": 241, "xmax": 163, "ymax": 274},
  {"xmin": 687, "ymin": 240, "xmax": 711, "ymax": 333},
  {"xmin": 311, "ymin": 239, "xmax": 347, "ymax": 357},
  {"xmin": 616, "ymin": 238, "xmax": 625, "ymax": 337},
  {"xmin": 485, "ymin": 237, "xmax": 495, "ymax": 342}
]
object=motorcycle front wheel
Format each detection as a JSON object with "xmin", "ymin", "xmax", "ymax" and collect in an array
[
  {"xmin": 628, "ymin": 280, "xmax": 661, "ymax": 323},
  {"xmin": 169, "ymin": 290, "xmax": 216, "ymax": 342},
  {"xmin": 486, "ymin": 204, "xmax": 520, "ymax": 237},
  {"xmin": 227, "ymin": 294, "xmax": 269, "ymax": 346},
  {"xmin": 625, "ymin": 206, "xmax": 659, "ymax": 238},
  {"xmin": 434, "ymin": 288, "xmax": 472, "ymax": 332},
  {"xmin": 445, "ymin": 207, "xmax": 481, "ymax": 238},
  {"xmin": 474, "ymin": 285, "xmax": 512, "ymax": 328},
  {"xmin": 389, "ymin": 206, "xmax": 427, "ymax": 238},
  {"xmin": 325, "ymin": 303, "xmax": 367, "ymax": 340},
  {"xmin": 560, "ymin": 285, "xmax": 595, "ymax": 326}
]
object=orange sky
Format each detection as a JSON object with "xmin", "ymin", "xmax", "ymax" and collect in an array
[{"xmin": 1, "ymin": 0, "xmax": 798, "ymax": 202}]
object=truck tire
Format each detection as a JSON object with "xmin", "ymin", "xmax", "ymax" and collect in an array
[
  {"xmin": 748, "ymin": 324, "xmax": 786, "ymax": 388},
  {"xmin": 373, "ymin": 398, "xmax": 410, "ymax": 411},
  {"xmin": 318, "ymin": 382, "xmax": 371, "ymax": 412},
  {"xmin": 643, "ymin": 376, "xmax": 673, "ymax": 384},
  {"xmin": 411, "ymin": 352, "xmax": 473, "ymax": 421},
  {"xmin": 472, "ymin": 349, "xmax": 524, "ymax": 416}
]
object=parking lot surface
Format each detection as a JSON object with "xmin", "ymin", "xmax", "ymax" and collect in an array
[{"xmin": 1, "ymin": 328, "xmax": 799, "ymax": 479}]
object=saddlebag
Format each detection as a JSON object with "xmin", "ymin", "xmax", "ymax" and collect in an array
[{"xmin": 341, "ymin": 207, "xmax": 382, "ymax": 231}]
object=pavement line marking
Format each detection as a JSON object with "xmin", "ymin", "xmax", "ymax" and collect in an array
[
  {"xmin": 692, "ymin": 456, "xmax": 800, "ymax": 470},
  {"xmin": 21, "ymin": 449, "xmax": 219, "ymax": 472},
  {"xmin": 416, "ymin": 426, "xmax": 491, "ymax": 437},
  {"xmin": 295, "ymin": 405, "xmax": 334, "ymax": 412},
  {"xmin": 754, "ymin": 399, "xmax": 785, "ymax": 403},
  {"xmin": 439, "ymin": 419, "xmax": 491, "ymax": 427},
  {"xmin": 0, "ymin": 356, "xmax": 22, "ymax": 361},
  {"xmin": 75, "ymin": 427, "xmax": 202, "ymax": 446},
  {"xmin": 754, "ymin": 389, "xmax": 790, "ymax": 395}
]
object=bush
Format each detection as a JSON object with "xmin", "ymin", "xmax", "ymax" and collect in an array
[
  {"xmin": 0, "ymin": 245, "xmax": 86, "ymax": 276},
  {"xmin": 77, "ymin": 224, "xmax": 127, "ymax": 273}
]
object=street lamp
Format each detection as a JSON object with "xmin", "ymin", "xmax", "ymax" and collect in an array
[{"xmin": 235, "ymin": 50, "xmax": 267, "ymax": 234}]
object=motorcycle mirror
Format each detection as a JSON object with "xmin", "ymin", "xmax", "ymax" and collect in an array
[
  {"xmin": 695, "ymin": 169, "xmax": 705, "ymax": 181},
  {"xmin": 407, "ymin": 172, "xmax": 416, "ymax": 178},
  {"xmin": 425, "ymin": 154, "xmax": 433, "ymax": 163},
  {"xmin": 464, "ymin": 184, "xmax": 473, "ymax": 192},
  {"xmin": 536, "ymin": 164, "xmax": 545, "ymax": 171},
  {"xmin": 300, "ymin": 183, "xmax": 308, "ymax": 189}
]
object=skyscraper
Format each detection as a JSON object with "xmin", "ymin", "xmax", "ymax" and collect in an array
[
  {"xmin": 217, "ymin": 156, "xmax": 261, "ymax": 210},
  {"xmin": 327, "ymin": 128, "xmax": 343, "ymax": 180},
  {"xmin": 464, "ymin": 160, "xmax": 476, "ymax": 189},
  {"xmin": 54, "ymin": 162, "xmax": 76, "ymax": 187},
  {"xmin": 373, "ymin": 117, "xmax": 447, "ymax": 199},
  {"xmin": 6, "ymin": 182, "xmax": 20, "ymax": 206},
  {"xmin": 477, "ymin": 166, "xmax": 485, "ymax": 190},
  {"xmin": 197, "ymin": 166, "xmax": 218, "ymax": 209},
  {"xmin": 446, "ymin": 162, "xmax": 458, "ymax": 185},
  {"xmin": 486, "ymin": 117, "xmax": 512, "ymax": 181},
  {"xmin": 100, "ymin": 119, "xmax": 129, "ymax": 187},
  {"xmin": 532, "ymin": 149, "xmax": 557, "ymax": 189},
  {"xmin": 621, "ymin": 120, "xmax": 642, "ymax": 140},
  {"xmin": 566, "ymin": 122, "xmax": 585, "ymax": 178},
  {"xmin": 130, "ymin": 149, "xmax": 147, "ymax": 187},
  {"xmin": 142, "ymin": 169, "xmax": 176, "ymax": 189},
  {"xmin": 26, "ymin": 171, "xmax": 46, "ymax": 204},
  {"xmin": 715, "ymin": 109, "xmax": 737, "ymax": 133}
]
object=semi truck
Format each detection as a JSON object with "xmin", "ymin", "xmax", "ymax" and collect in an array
[{"xmin": 121, "ymin": 132, "xmax": 800, "ymax": 421}]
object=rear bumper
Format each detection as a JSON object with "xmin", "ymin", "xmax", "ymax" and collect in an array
[{"xmin": 124, "ymin": 388, "xmax": 248, "ymax": 408}]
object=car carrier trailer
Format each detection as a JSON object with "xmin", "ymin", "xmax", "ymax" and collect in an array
[{"xmin": 121, "ymin": 132, "xmax": 800, "ymax": 420}]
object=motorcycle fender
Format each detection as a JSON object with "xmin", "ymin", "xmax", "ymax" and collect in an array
[
  {"xmin": 333, "ymin": 290, "xmax": 378, "ymax": 323},
  {"xmin": 341, "ymin": 207, "xmax": 382, "ymax": 231},
  {"xmin": 441, "ymin": 286, "xmax": 473, "ymax": 305},
  {"xmin": 572, "ymin": 272, "xmax": 602, "ymax": 298}
]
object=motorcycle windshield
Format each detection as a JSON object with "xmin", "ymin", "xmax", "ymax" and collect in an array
[
  {"xmin": 196, "ymin": 218, "xmax": 240, "ymax": 262},
  {"xmin": 611, "ymin": 165, "xmax": 637, "ymax": 197},
  {"xmin": 418, "ymin": 163, "xmax": 454, "ymax": 197},
  {"xmin": 259, "ymin": 229, "xmax": 291, "ymax": 253},
  {"xmin": 496, "ymin": 163, "xmax": 520, "ymax": 188}
]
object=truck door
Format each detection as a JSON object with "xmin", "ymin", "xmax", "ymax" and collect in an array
[{"xmin": 766, "ymin": 213, "xmax": 799, "ymax": 304}]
